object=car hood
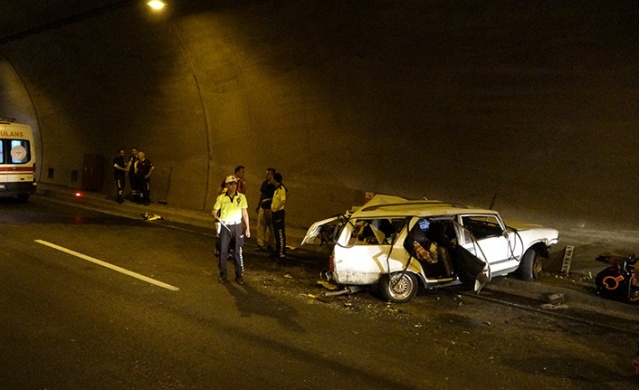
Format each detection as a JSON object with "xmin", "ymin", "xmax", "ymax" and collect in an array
[
  {"xmin": 504, "ymin": 219, "xmax": 550, "ymax": 231},
  {"xmin": 504, "ymin": 220, "xmax": 559, "ymax": 245}
]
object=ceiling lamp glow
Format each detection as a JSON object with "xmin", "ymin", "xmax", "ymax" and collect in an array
[{"xmin": 147, "ymin": 1, "xmax": 166, "ymax": 10}]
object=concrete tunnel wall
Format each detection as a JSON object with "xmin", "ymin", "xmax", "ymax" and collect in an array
[{"xmin": 1, "ymin": 0, "xmax": 638, "ymax": 230}]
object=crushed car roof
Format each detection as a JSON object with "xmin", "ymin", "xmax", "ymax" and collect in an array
[{"xmin": 351, "ymin": 194, "xmax": 499, "ymax": 219}]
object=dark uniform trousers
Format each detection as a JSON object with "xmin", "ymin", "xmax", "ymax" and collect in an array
[
  {"xmin": 219, "ymin": 222, "xmax": 244, "ymax": 278},
  {"xmin": 128, "ymin": 159, "xmax": 138, "ymax": 197},
  {"xmin": 273, "ymin": 210, "xmax": 286, "ymax": 257},
  {"xmin": 115, "ymin": 173, "xmax": 125, "ymax": 203},
  {"xmin": 141, "ymin": 177, "xmax": 151, "ymax": 204}
]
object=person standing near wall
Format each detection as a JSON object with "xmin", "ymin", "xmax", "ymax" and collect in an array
[
  {"xmin": 270, "ymin": 172, "xmax": 287, "ymax": 259},
  {"xmin": 126, "ymin": 146, "xmax": 139, "ymax": 201},
  {"xmin": 218, "ymin": 165, "xmax": 247, "ymax": 195},
  {"xmin": 212, "ymin": 175, "xmax": 251, "ymax": 285},
  {"xmin": 256, "ymin": 167, "xmax": 276, "ymax": 252},
  {"xmin": 234, "ymin": 165, "xmax": 247, "ymax": 194},
  {"xmin": 113, "ymin": 148, "xmax": 127, "ymax": 204},
  {"xmin": 136, "ymin": 151, "xmax": 155, "ymax": 206}
]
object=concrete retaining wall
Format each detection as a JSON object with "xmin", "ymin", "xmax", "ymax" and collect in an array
[{"xmin": 1, "ymin": 1, "xmax": 638, "ymax": 229}]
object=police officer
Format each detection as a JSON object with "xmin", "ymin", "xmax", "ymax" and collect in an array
[
  {"xmin": 212, "ymin": 175, "xmax": 251, "ymax": 284},
  {"xmin": 270, "ymin": 172, "xmax": 287, "ymax": 259},
  {"xmin": 113, "ymin": 148, "xmax": 127, "ymax": 204}
]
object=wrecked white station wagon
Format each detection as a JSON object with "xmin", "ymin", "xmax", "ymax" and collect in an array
[{"xmin": 302, "ymin": 195, "xmax": 559, "ymax": 303}]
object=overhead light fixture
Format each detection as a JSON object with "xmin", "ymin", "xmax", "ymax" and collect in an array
[{"xmin": 147, "ymin": 0, "xmax": 166, "ymax": 10}]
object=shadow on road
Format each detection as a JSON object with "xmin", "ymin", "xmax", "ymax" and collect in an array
[{"xmin": 223, "ymin": 280, "xmax": 305, "ymax": 333}]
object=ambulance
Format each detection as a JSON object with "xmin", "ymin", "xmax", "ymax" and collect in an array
[{"xmin": 0, "ymin": 118, "xmax": 37, "ymax": 201}]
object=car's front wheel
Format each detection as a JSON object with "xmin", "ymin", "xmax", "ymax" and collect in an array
[
  {"xmin": 516, "ymin": 249, "xmax": 542, "ymax": 281},
  {"xmin": 379, "ymin": 272, "xmax": 418, "ymax": 303}
]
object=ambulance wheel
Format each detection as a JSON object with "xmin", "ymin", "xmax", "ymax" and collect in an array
[
  {"xmin": 516, "ymin": 249, "xmax": 541, "ymax": 281},
  {"xmin": 379, "ymin": 272, "xmax": 418, "ymax": 303}
]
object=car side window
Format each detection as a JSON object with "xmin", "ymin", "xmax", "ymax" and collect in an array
[
  {"xmin": 349, "ymin": 218, "xmax": 405, "ymax": 245},
  {"xmin": 461, "ymin": 215, "xmax": 503, "ymax": 240}
]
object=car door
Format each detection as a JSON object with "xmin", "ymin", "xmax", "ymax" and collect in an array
[
  {"xmin": 456, "ymin": 214, "xmax": 516, "ymax": 276},
  {"xmin": 410, "ymin": 216, "xmax": 489, "ymax": 292}
]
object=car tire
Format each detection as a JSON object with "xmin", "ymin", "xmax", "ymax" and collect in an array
[
  {"xmin": 379, "ymin": 272, "xmax": 418, "ymax": 303},
  {"xmin": 516, "ymin": 249, "xmax": 542, "ymax": 281}
]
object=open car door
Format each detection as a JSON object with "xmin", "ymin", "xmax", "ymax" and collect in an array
[{"xmin": 451, "ymin": 245, "xmax": 491, "ymax": 293}]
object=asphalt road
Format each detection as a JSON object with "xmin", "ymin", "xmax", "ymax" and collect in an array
[{"xmin": 1, "ymin": 199, "xmax": 638, "ymax": 389}]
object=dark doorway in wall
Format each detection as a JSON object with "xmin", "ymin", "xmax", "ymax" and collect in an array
[{"xmin": 81, "ymin": 154, "xmax": 104, "ymax": 191}]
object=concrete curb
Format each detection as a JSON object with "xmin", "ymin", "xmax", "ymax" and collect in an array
[{"xmin": 33, "ymin": 183, "xmax": 314, "ymax": 247}]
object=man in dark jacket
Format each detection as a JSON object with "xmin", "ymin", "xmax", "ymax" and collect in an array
[{"xmin": 113, "ymin": 148, "xmax": 127, "ymax": 204}]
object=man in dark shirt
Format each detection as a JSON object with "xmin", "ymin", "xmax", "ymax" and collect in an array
[
  {"xmin": 113, "ymin": 148, "xmax": 127, "ymax": 204},
  {"xmin": 136, "ymin": 151, "xmax": 155, "ymax": 206},
  {"xmin": 256, "ymin": 168, "xmax": 276, "ymax": 252},
  {"xmin": 126, "ymin": 147, "xmax": 139, "ymax": 201}
]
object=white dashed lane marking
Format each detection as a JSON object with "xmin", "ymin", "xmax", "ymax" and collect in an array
[{"xmin": 35, "ymin": 239, "xmax": 180, "ymax": 291}]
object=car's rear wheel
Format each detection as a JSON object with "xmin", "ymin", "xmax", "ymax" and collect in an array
[
  {"xmin": 516, "ymin": 249, "xmax": 542, "ymax": 281},
  {"xmin": 379, "ymin": 272, "xmax": 418, "ymax": 303}
]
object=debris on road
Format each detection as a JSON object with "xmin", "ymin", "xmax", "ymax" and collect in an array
[
  {"xmin": 540, "ymin": 303, "xmax": 569, "ymax": 310},
  {"xmin": 540, "ymin": 292, "xmax": 569, "ymax": 310},
  {"xmin": 141, "ymin": 212, "xmax": 163, "ymax": 221},
  {"xmin": 300, "ymin": 293, "xmax": 330, "ymax": 303},
  {"xmin": 317, "ymin": 280, "xmax": 338, "ymax": 290},
  {"xmin": 560, "ymin": 245, "xmax": 575, "ymax": 276},
  {"xmin": 594, "ymin": 254, "xmax": 639, "ymax": 303},
  {"xmin": 541, "ymin": 293, "xmax": 566, "ymax": 305},
  {"xmin": 322, "ymin": 285, "xmax": 363, "ymax": 297}
]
